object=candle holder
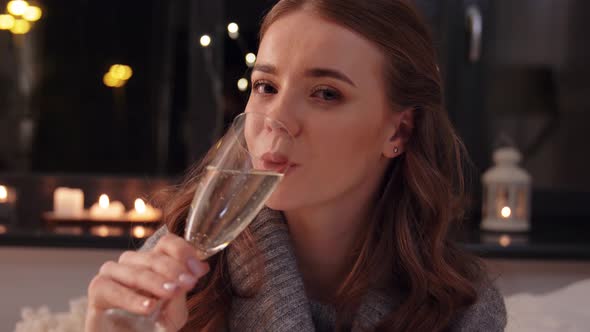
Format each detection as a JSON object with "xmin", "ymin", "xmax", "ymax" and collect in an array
[
  {"xmin": 43, "ymin": 193, "xmax": 160, "ymax": 237},
  {"xmin": 0, "ymin": 185, "xmax": 18, "ymax": 225},
  {"xmin": 481, "ymin": 147, "xmax": 532, "ymax": 232}
]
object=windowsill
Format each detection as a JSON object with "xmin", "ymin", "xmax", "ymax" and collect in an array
[{"xmin": 1, "ymin": 217, "xmax": 589, "ymax": 260}]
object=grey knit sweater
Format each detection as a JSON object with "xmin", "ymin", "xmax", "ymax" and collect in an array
[{"xmin": 141, "ymin": 208, "xmax": 506, "ymax": 331}]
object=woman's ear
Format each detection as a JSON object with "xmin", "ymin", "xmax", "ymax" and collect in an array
[{"xmin": 382, "ymin": 107, "xmax": 415, "ymax": 158}]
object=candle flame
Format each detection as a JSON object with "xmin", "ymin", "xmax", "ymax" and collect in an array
[
  {"xmin": 0, "ymin": 186, "xmax": 7, "ymax": 200},
  {"xmin": 134, "ymin": 198, "xmax": 146, "ymax": 214},
  {"xmin": 133, "ymin": 226, "xmax": 146, "ymax": 238},
  {"xmin": 501, "ymin": 206, "xmax": 511, "ymax": 218},
  {"xmin": 99, "ymin": 194, "xmax": 110, "ymax": 208}
]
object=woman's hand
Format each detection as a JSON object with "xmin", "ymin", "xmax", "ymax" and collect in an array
[{"xmin": 85, "ymin": 233, "xmax": 210, "ymax": 332}]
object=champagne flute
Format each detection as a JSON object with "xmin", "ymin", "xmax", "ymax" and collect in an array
[{"xmin": 104, "ymin": 112, "xmax": 294, "ymax": 331}]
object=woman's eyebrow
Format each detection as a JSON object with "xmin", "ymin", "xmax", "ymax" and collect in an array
[
  {"xmin": 252, "ymin": 63, "xmax": 277, "ymax": 74},
  {"xmin": 253, "ymin": 63, "xmax": 356, "ymax": 87},
  {"xmin": 305, "ymin": 68, "xmax": 356, "ymax": 87}
]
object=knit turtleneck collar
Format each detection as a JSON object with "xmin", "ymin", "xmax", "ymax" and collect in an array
[{"xmin": 226, "ymin": 208, "xmax": 397, "ymax": 332}]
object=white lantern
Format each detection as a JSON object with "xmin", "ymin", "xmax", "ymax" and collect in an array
[{"xmin": 481, "ymin": 147, "xmax": 531, "ymax": 232}]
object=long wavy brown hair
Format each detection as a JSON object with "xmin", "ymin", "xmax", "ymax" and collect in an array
[{"xmin": 158, "ymin": 0, "xmax": 485, "ymax": 331}]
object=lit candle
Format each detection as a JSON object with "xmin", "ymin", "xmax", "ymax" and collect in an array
[
  {"xmin": 481, "ymin": 147, "xmax": 531, "ymax": 232},
  {"xmin": 53, "ymin": 187, "xmax": 84, "ymax": 218},
  {"xmin": 127, "ymin": 198, "xmax": 162, "ymax": 222},
  {"xmin": 0, "ymin": 185, "xmax": 7, "ymax": 203},
  {"xmin": 0, "ymin": 185, "xmax": 16, "ymax": 203},
  {"xmin": 0, "ymin": 185, "xmax": 17, "ymax": 223},
  {"xmin": 89, "ymin": 194, "xmax": 125, "ymax": 220},
  {"xmin": 501, "ymin": 206, "xmax": 512, "ymax": 218}
]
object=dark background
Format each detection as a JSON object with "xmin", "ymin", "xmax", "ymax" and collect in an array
[
  {"xmin": 0, "ymin": 0, "xmax": 278, "ymax": 175},
  {"xmin": 1, "ymin": 0, "xmax": 589, "ymax": 221}
]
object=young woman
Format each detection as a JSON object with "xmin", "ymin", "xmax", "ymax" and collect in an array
[{"xmin": 86, "ymin": 0, "xmax": 507, "ymax": 331}]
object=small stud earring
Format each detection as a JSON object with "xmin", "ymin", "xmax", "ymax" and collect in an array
[{"xmin": 393, "ymin": 147, "xmax": 399, "ymax": 154}]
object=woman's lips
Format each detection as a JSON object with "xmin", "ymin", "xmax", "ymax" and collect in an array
[
  {"xmin": 260, "ymin": 152, "xmax": 289, "ymax": 164},
  {"xmin": 259, "ymin": 152, "xmax": 297, "ymax": 174},
  {"xmin": 260, "ymin": 161, "xmax": 298, "ymax": 174}
]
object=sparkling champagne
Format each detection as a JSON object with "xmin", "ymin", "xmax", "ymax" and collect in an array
[{"xmin": 185, "ymin": 166, "xmax": 283, "ymax": 258}]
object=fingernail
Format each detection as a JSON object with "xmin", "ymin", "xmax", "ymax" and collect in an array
[
  {"xmin": 163, "ymin": 282, "xmax": 177, "ymax": 291},
  {"xmin": 187, "ymin": 258, "xmax": 206, "ymax": 277},
  {"xmin": 142, "ymin": 299, "xmax": 152, "ymax": 308},
  {"xmin": 178, "ymin": 273, "xmax": 197, "ymax": 286}
]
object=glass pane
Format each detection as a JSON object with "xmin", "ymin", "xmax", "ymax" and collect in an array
[{"xmin": 484, "ymin": 0, "xmax": 590, "ymax": 192}]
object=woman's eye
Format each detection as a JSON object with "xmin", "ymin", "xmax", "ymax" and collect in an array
[
  {"xmin": 252, "ymin": 81, "xmax": 277, "ymax": 94},
  {"xmin": 312, "ymin": 88, "xmax": 342, "ymax": 101}
]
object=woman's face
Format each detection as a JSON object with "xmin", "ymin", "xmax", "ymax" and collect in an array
[{"xmin": 245, "ymin": 10, "xmax": 399, "ymax": 211}]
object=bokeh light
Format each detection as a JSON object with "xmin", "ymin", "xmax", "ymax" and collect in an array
[
  {"xmin": 227, "ymin": 22, "xmax": 238, "ymax": 34},
  {"xmin": 499, "ymin": 234, "xmax": 511, "ymax": 247},
  {"xmin": 501, "ymin": 206, "xmax": 512, "ymax": 218},
  {"xmin": 10, "ymin": 19, "xmax": 30, "ymax": 34},
  {"xmin": 245, "ymin": 53, "xmax": 256, "ymax": 67},
  {"xmin": 0, "ymin": 186, "xmax": 7, "ymax": 200},
  {"xmin": 7, "ymin": 0, "xmax": 28, "ymax": 16},
  {"xmin": 22, "ymin": 5, "xmax": 41, "ymax": 22},
  {"xmin": 109, "ymin": 64, "xmax": 133, "ymax": 80},
  {"xmin": 103, "ymin": 73, "xmax": 125, "ymax": 88},
  {"xmin": 0, "ymin": 14, "xmax": 15, "ymax": 30},
  {"xmin": 200, "ymin": 34, "xmax": 211, "ymax": 47},
  {"xmin": 103, "ymin": 64, "xmax": 132, "ymax": 88},
  {"xmin": 237, "ymin": 78, "xmax": 248, "ymax": 92},
  {"xmin": 227, "ymin": 22, "xmax": 239, "ymax": 39},
  {"xmin": 132, "ymin": 226, "xmax": 147, "ymax": 238}
]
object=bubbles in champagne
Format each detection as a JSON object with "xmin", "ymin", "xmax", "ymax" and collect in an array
[{"xmin": 184, "ymin": 166, "xmax": 283, "ymax": 258}]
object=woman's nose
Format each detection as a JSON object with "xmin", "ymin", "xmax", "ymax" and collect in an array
[
  {"xmin": 263, "ymin": 96, "xmax": 301, "ymax": 137},
  {"xmin": 263, "ymin": 115, "xmax": 291, "ymax": 136}
]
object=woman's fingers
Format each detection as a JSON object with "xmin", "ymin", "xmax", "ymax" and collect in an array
[
  {"xmin": 157, "ymin": 293, "xmax": 189, "ymax": 332},
  {"xmin": 98, "ymin": 260, "xmax": 182, "ymax": 300},
  {"xmin": 86, "ymin": 233, "xmax": 212, "ymax": 332},
  {"xmin": 88, "ymin": 274, "xmax": 157, "ymax": 315},
  {"xmin": 118, "ymin": 251, "xmax": 199, "ymax": 291},
  {"xmin": 152, "ymin": 234, "xmax": 211, "ymax": 278}
]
